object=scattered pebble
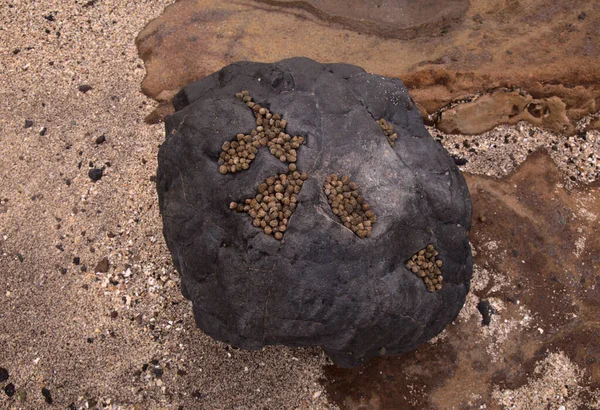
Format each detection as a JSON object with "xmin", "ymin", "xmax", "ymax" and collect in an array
[
  {"xmin": 477, "ymin": 299, "xmax": 496, "ymax": 326},
  {"xmin": 41, "ymin": 387, "xmax": 53, "ymax": 404},
  {"xmin": 78, "ymin": 84, "xmax": 93, "ymax": 93},
  {"xmin": 88, "ymin": 167, "xmax": 103, "ymax": 182},
  {"xmin": 406, "ymin": 244, "xmax": 444, "ymax": 292},
  {"xmin": 24, "ymin": 119, "xmax": 33, "ymax": 128},
  {"xmin": 94, "ymin": 256, "xmax": 109, "ymax": 273},
  {"xmin": 324, "ymin": 174, "xmax": 376, "ymax": 238},
  {"xmin": 0, "ymin": 367, "xmax": 8, "ymax": 382},
  {"xmin": 39, "ymin": 127, "xmax": 47, "ymax": 136},
  {"xmin": 95, "ymin": 134, "xmax": 106, "ymax": 144},
  {"xmin": 4, "ymin": 383, "xmax": 15, "ymax": 397}
]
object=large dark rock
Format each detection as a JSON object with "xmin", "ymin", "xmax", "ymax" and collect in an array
[{"xmin": 157, "ymin": 57, "xmax": 472, "ymax": 367}]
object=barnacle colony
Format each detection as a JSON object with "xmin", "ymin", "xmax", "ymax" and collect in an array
[
  {"xmin": 218, "ymin": 91, "xmax": 304, "ymax": 174},
  {"xmin": 406, "ymin": 244, "xmax": 444, "ymax": 292},
  {"xmin": 221, "ymin": 91, "xmax": 379, "ymax": 241}
]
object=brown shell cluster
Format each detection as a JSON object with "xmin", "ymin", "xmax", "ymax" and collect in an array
[
  {"xmin": 324, "ymin": 174, "xmax": 376, "ymax": 238},
  {"xmin": 218, "ymin": 91, "xmax": 304, "ymax": 174},
  {"xmin": 378, "ymin": 118, "xmax": 398, "ymax": 147},
  {"xmin": 230, "ymin": 167, "xmax": 308, "ymax": 240},
  {"xmin": 406, "ymin": 244, "xmax": 444, "ymax": 292}
]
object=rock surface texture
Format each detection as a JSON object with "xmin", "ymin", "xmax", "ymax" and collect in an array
[{"xmin": 157, "ymin": 58, "xmax": 473, "ymax": 367}]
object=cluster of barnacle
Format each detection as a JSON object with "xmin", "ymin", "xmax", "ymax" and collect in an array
[
  {"xmin": 378, "ymin": 118, "xmax": 398, "ymax": 147},
  {"xmin": 218, "ymin": 91, "xmax": 304, "ymax": 174},
  {"xmin": 406, "ymin": 244, "xmax": 444, "ymax": 292},
  {"xmin": 223, "ymin": 92, "xmax": 379, "ymax": 242},
  {"xmin": 323, "ymin": 174, "xmax": 376, "ymax": 238},
  {"xmin": 230, "ymin": 168, "xmax": 308, "ymax": 240}
]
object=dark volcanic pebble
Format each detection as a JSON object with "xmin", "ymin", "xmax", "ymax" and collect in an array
[
  {"xmin": 95, "ymin": 134, "xmax": 106, "ymax": 144},
  {"xmin": 39, "ymin": 127, "xmax": 47, "ymax": 136},
  {"xmin": 78, "ymin": 84, "xmax": 93, "ymax": 93},
  {"xmin": 41, "ymin": 387, "xmax": 53, "ymax": 404},
  {"xmin": 0, "ymin": 367, "xmax": 8, "ymax": 382},
  {"xmin": 477, "ymin": 300, "xmax": 495, "ymax": 326},
  {"xmin": 4, "ymin": 383, "xmax": 15, "ymax": 397},
  {"xmin": 24, "ymin": 120, "xmax": 34, "ymax": 128},
  {"xmin": 452, "ymin": 155, "xmax": 468, "ymax": 165},
  {"xmin": 152, "ymin": 366, "xmax": 164, "ymax": 378},
  {"xmin": 88, "ymin": 168, "xmax": 103, "ymax": 182}
]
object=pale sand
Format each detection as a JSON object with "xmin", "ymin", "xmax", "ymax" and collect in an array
[{"xmin": 0, "ymin": 1, "xmax": 330, "ymax": 408}]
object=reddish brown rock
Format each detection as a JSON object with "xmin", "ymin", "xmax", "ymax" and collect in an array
[{"xmin": 136, "ymin": 0, "xmax": 599, "ymax": 134}]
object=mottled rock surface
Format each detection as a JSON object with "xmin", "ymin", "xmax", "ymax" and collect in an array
[
  {"xmin": 157, "ymin": 57, "xmax": 472, "ymax": 367},
  {"xmin": 136, "ymin": 0, "xmax": 600, "ymax": 134}
]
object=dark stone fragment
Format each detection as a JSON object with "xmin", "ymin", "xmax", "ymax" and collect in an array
[
  {"xmin": 94, "ymin": 257, "xmax": 109, "ymax": 273},
  {"xmin": 452, "ymin": 155, "xmax": 468, "ymax": 166},
  {"xmin": 84, "ymin": 0, "xmax": 98, "ymax": 7},
  {"xmin": 0, "ymin": 367, "xmax": 8, "ymax": 382},
  {"xmin": 142, "ymin": 363, "xmax": 148, "ymax": 371},
  {"xmin": 476, "ymin": 300, "xmax": 495, "ymax": 326},
  {"xmin": 17, "ymin": 253, "xmax": 24, "ymax": 262},
  {"xmin": 88, "ymin": 168, "xmax": 103, "ymax": 182},
  {"xmin": 65, "ymin": 178, "xmax": 71, "ymax": 186},
  {"xmin": 158, "ymin": 58, "xmax": 472, "ymax": 367},
  {"xmin": 95, "ymin": 134, "xmax": 106, "ymax": 144},
  {"xmin": 578, "ymin": 11, "xmax": 586, "ymax": 20},
  {"xmin": 78, "ymin": 84, "xmax": 93, "ymax": 93},
  {"xmin": 152, "ymin": 367, "xmax": 164, "ymax": 378},
  {"xmin": 24, "ymin": 120, "xmax": 33, "ymax": 128},
  {"xmin": 110, "ymin": 310, "xmax": 118, "ymax": 319},
  {"xmin": 73, "ymin": 257, "xmax": 80, "ymax": 265},
  {"xmin": 41, "ymin": 387, "xmax": 52, "ymax": 404},
  {"xmin": 39, "ymin": 127, "xmax": 47, "ymax": 136},
  {"xmin": 56, "ymin": 244, "xmax": 64, "ymax": 251},
  {"xmin": 4, "ymin": 383, "xmax": 15, "ymax": 397},
  {"xmin": 87, "ymin": 337, "xmax": 93, "ymax": 343},
  {"xmin": 59, "ymin": 267, "xmax": 67, "ymax": 274},
  {"xmin": 44, "ymin": 14, "xmax": 55, "ymax": 21},
  {"xmin": 13, "ymin": 48, "xmax": 20, "ymax": 55}
]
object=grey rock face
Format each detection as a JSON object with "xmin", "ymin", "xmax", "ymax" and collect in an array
[{"xmin": 157, "ymin": 57, "xmax": 472, "ymax": 367}]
